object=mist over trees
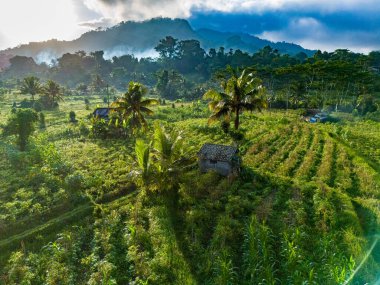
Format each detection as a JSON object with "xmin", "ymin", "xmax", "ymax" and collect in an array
[{"xmin": 1, "ymin": 39, "xmax": 379, "ymax": 115}]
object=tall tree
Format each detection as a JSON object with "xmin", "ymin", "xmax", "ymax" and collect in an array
[
  {"xmin": 155, "ymin": 36, "xmax": 178, "ymax": 59},
  {"xmin": 90, "ymin": 74, "xmax": 105, "ymax": 93},
  {"xmin": 176, "ymin": 40, "xmax": 205, "ymax": 73},
  {"xmin": 112, "ymin": 82, "xmax": 158, "ymax": 132},
  {"xmin": 2, "ymin": 108, "xmax": 38, "ymax": 151},
  {"xmin": 155, "ymin": 70, "xmax": 184, "ymax": 100},
  {"xmin": 42, "ymin": 80, "xmax": 63, "ymax": 108},
  {"xmin": 20, "ymin": 76, "xmax": 42, "ymax": 102},
  {"xmin": 204, "ymin": 68, "xmax": 267, "ymax": 130}
]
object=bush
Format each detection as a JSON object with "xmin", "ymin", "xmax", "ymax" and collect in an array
[
  {"xmin": 221, "ymin": 120, "xmax": 230, "ymax": 134},
  {"xmin": 84, "ymin": 98, "xmax": 90, "ymax": 110},
  {"xmin": 65, "ymin": 172, "xmax": 85, "ymax": 191},
  {"xmin": 39, "ymin": 112, "xmax": 46, "ymax": 129},
  {"xmin": 32, "ymin": 101, "xmax": 43, "ymax": 112},
  {"xmin": 230, "ymin": 130, "xmax": 244, "ymax": 141},
  {"xmin": 2, "ymin": 108, "xmax": 38, "ymax": 151},
  {"xmin": 69, "ymin": 111, "xmax": 77, "ymax": 123},
  {"xmin": 324, "ymin": 116, "xmax": 340, "ymax": 123},
  {"xmin": 18, "ymin": 99, "xmax": 33, "ymax": 108},
  {"xmin": 364, "ymin": 110, "xmax": 380, "ymax": 122},
  {"xmin": 79, "ymin": 121, "xmax": 90, "ymax": 136}
]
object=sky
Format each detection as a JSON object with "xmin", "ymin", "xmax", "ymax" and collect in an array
[{"xmin": 0, "ymin": 0, "xmax": 380, "ymax": 53}]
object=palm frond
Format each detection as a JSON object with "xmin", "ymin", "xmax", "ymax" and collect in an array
[
  {"xmin": 141, "ymin": 98, "xmax": 159, "ymax": 106},
  {"xmin": 135, "ymin": 139, "xmax": 150, "ymax": 175},
  {"xmin": 140, "ymin": 106, "xmax": 155, "ymax": 115},
  {"xmin": 153, "ymin": 123, "xmax": 172, "ymax": 160},
  {"xmin": 207, "ymin": 107, "xmax": 230, "ymax": 124},
  {"xmin": 203, "ymin": 89, "xmax": 222, "ymax": 100}
]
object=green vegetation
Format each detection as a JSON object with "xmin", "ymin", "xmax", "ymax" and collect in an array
[
  {"xmin": 111, "ymin": 82, "xmax": 159, "ymax": 132},
  {"xmin": 41, "ymin": 80, "xmax": 63, "ymax": 109},
  {"xmin": 204, "ymin": 67, "xmax": 267, "ymax": 130},
  {"xmin": 2, "ymin": 108, "xmax": 38, "ymax": 151},
  {"xmin": 0, "ymin": 40, "xmax": 379, "ymax": 284},
  {"xmin": 20, "ymin": 76, "xmax": 42, "ymax": 102}
]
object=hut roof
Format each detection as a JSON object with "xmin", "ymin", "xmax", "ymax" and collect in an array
[
  {"xmin": 198, "ymin": 143, "xmax": 238, "ymax": 162},
  {"xmin": 93, "ymin": 107, "xmax": 115, "ymax": 118}
]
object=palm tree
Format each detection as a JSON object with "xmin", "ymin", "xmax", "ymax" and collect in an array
[
  {"xmin": 112, "ymin": 81, "xmax": 158, "ymax": 132},
  {"xmin": 134, "ymin": 139, "xmax": 152, "ymax": 185},
  {"xmin": 152, "ymin": 123, "xmax": 193, "ymax": 186},
  {"xmin": 204, "ymin": 68, "xmax": 267, "ymax": 130},
  {"xmin": 91, "ymin": 74, "xmax": 105, "ymax": 93},
  {"xmin": 20, "ymin": 76, "xmax": 42, "ymax": 102},
  {"xmin": 42, "ymin": 80, "xmax": 63, "ymax": 108},
  {"xmin": 133, "ymin": 123, "xmax": 194, "ymax": 190}
]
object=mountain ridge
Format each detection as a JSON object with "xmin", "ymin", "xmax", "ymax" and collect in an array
[{"xmin": 0, "ymin": 18, "xmax": 315, "ymax": 65}]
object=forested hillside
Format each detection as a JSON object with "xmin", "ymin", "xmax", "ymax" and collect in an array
[{"xmin": 0, "ymin": 18, "xmax": 313, "ymax": 64}]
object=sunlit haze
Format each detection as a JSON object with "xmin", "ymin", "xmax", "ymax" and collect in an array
[{"xmin": 0, "ymin": 0, "xmax": 85, "ymax": 50}]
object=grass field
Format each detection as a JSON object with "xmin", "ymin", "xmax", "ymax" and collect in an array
[{"xmin": 0, "ymin": 92, "xmax": 379, "ymax": 284}]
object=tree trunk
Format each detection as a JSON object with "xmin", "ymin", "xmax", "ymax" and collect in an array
[{"xmin": 234, "ymin": 107, "xmax": 240, "ymax": 130}]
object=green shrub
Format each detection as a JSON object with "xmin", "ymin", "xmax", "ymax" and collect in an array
[
  {"xmin": 221, "ymin": 120, "xmax": 230, "ymax": 134},
  {"xmin": 65, "ymin": 172, "xmax": 85, "ymax": 192},
  {"xmin": 230, "ymin": 130, "xmax": 244, "ymax": 141},
  {"xmin": 69, "ymin": 111, "xmax": 77, "ymax": 123},
  {"xmin": 18, "ymin": 99, "xmax": 33, "ymax": 108},
  {"xmin": 79, "ymin": 121, "xmax": 90, "ymax": 136},
  {"xmin": 32, "ymin": 101, "xmax": 43, "ymax": 112},
  {"xmin": 2, "ymin": 108, "xmax": 38, "ymax": 151},
  {"xmin": 39, "ymin": 112, "xmax": 46, "ymax": 129}
]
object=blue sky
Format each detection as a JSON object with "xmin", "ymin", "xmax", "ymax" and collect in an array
[
  {"xmin": 188, "ymin": 10, "xmax": 380, "ymax": 52},
  {"xmin": 0, "ymin": 0, "xmax": 380, "ymax": 53}
]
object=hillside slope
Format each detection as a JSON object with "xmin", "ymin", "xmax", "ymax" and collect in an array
[
  {"xmin": 0, "ymin": 18, "xmax": 314, "ymax": 63},
  {"xmin": 0, "ymin": 95, "xmax": 378, "ymax": 283}
]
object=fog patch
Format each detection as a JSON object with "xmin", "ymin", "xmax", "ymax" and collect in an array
[
  {"xmin": 79, "ymin": 17, "xmax": 114, "ymax": 29},
  {"xmin": 103, "ymin": 46, "xmax": 158, "ymax": 59},
  {"xmin": 35, "ymin": 50, "xmax": 59, "ymax": 65}
]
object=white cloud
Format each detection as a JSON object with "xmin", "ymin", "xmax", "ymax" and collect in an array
[
  {"xmin": 259, "ymin": 17, "xmax": 326, "ymax": 42},
  {"xmin": 83, "ymin": 0, "xmax": 192, "ymax": 23},
  {"xmin": 258, "ymin": 17, "xmax": 380, "ymax": 52},
  {"xmin": 103, "ymin": 46, "xmax": 158, "ymax": 59},
  {"xmin": 82, "ymin": 0, "xmax": 380, "ymax": 24},
  {"xmin": 0, "ymin": 0, "xmax": 379, "ymax": 53},
  {"xmin": 78, "ymin": 17, "xmax": 115, "ymax": 28}
]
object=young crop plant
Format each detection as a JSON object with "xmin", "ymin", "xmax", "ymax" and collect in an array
[
  {"xmin": 276, "ymin": 126, "xmax": 312, "ymax": 177},
  {"xmin": 262, "ymin": 124, "xmax": 303, "ymax": 172}
]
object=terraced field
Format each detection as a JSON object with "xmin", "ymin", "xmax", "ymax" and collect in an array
[
  {"xmin": 0, "ymin": 104, "xmax": 379, "ymax": 283},
  {"xmin": 243, "ymin": 122, "xmax": 379, "ymax": 197}
]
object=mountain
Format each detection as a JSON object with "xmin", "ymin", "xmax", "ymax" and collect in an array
[
  {"xmin": 196, "ymin": 29, "xmax": 314, "ymax": 56},
  {"xmin": 0, "ymin": 18, "xmax": 314, "ymax": 64}
]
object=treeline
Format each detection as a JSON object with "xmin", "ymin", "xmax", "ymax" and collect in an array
[{"xmin": 1, "ymin": 37, "xmax": 380, "ymax": 114}]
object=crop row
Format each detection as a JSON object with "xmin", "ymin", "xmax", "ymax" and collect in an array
[
  {"xmin": 315, "ymin": 136, "xmax": 336, "ymax": 186},
  {"xmin": 275, "ymin": 126, "xmax": 314, "ymax": 177},
  {"xmin": 249, "ymin": 125, "xmax": 301, "ymax": 168},
  {"xmin": 260, "ymin": 125, "xmax": 304, "ymax": 172}
]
